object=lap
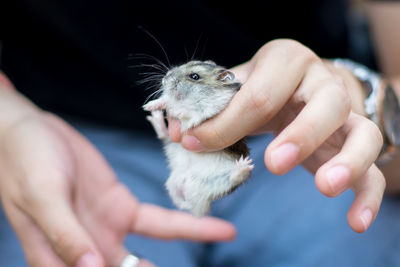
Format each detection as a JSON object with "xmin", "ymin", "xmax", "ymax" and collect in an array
[{"xmin": 1, "ymin": 118, "xmax": 400, "ymax": 267}]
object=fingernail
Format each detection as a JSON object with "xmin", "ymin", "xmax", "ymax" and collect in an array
[
  {"xmin": 76, "ymin": 252, "xmax": 99, "ymax": 267},
  {"xmin": 182, "ymin": 135, "xmax": 206, "ymax": 152},
  {"xmin": 270, "ymin": 143, "xmax": 299, "ymax": 172},
  {"xmin": 360, "ymin": 208, "xmax": 373, "ymax": 231},
  {"xmin": 326, "ymin": 165, "xmax": 350, "ymax": 195}
]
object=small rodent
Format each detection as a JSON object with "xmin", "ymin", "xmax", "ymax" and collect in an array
[{"xmin": 143, "ymin": 60, "xmax": 254, "ymax": 216}]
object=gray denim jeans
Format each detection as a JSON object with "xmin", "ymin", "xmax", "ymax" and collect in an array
[{"xmin": 1, "ymin": 116, "xmax": 400, "ymax": 267}]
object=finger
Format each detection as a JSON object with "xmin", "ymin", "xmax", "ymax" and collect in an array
[
  {"xmin": 83, "ymin": 185, "xmax": 156, "ymax": 267},
  {"xmin": 347, "ymin": 165, "xmax": 385, "ymax": 233},
  {"xmin": 104, "ymin": 244, "xmax": 156, "ymax": 267},
  {"xmin": 229, "ymin": 60, "xmax": 253, "ymax": 83},
  {"xmin": 117, "ymin": 251, "xmax": 156, "ymax": 267},
  {"xmin": 20, "ymin": 197, "xmax": 105, "ymax": 267},
  {"xmin": 2, "ymin": 199, "xmax": 67, "ymax": 267},
  {"xmin": 167, "ymin": 116, "xmax": 182, "ymax": 142},
  {"xmin": 167, "ymin": 62, "xmax": 252, "ymax": 144},
  {"xmin": 184, "ymin": 40, "xmax": 316, "ymax": 150},
  {"xmin": 131, "ymin": 204, "xmax": 236, "ymax": 241},
  {"xmin": 265, "ymin": 75, "xmax": 351, "ymax": 174},
  {"xmin": 315, "ymin": 113, "xmax": 383, "ymax": 197},
  {"xmin": 0, "ymin": 70, "xmax": 16, "ymax": 89}
]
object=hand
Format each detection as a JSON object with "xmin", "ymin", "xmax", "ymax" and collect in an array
[
  {"xmin": 0, "ymin": 80, "xmax": 235, "ymax": 267},
  {"xmin": 169, "ymin": 39, "xmax": 386, "ymax": 233}
]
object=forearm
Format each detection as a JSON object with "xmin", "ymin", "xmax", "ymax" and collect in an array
[
  {"xmin": 364, "ymin": 2, "xmax": 400, "ymax": 193},
  {"xmin": 378, "ymin": 77, "xmax": 400, "ymax": 193}
]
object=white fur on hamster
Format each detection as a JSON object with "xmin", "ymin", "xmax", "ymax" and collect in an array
[{"xmin": 143, "ymin": 60, "xmax": 254, "ymax": 216}]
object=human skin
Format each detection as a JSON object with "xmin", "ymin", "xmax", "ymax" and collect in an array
[
  {"xmin": 365, "ymin": 1, "xmax": 400, "ymax": 193},
  {"xmin": 168, "ymin": 39, "xmax": 386, "ymax": 234},
  {"xmin": 0, "ymin": 74, "xmax": 236, "ymax": 267},
  {"xmin": 168, "ymin": 3, "xmax": 400, "ymax": 230},
  {"xmin": 1, "ymin": 3, "xmax": 398, "ymax": 266}
]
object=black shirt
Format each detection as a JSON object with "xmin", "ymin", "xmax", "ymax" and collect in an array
[{"xmin": 1, "ymin": 0, "xmax": 349, "ymax": 131}]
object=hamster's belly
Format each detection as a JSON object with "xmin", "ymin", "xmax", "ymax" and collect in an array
[{"xmin": 165, "ymin": 143, "xmax": 237, "ymax": 197}]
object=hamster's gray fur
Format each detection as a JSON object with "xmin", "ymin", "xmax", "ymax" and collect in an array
[{"xmin": 143, "ymin": 60, "xmax": 254, "ymax": 216}]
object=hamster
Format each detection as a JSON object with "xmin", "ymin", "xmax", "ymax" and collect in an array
[{"xmin": 143, "ymin": 60, "xmax": 254, "ymax": 216}]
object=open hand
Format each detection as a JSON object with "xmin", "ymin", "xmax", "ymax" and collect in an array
[{"xmin": 0, "ymin": 77, "xmax": 235, "ymax": 267}]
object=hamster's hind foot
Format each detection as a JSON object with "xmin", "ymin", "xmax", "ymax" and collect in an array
[{"xmin": 230, "ymin": 156, "xmax": 254, "ymax": 185}]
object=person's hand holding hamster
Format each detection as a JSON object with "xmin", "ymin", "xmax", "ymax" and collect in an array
[
  {"xmin": 0, "ymin": 73, "xmax": 236, "ymax": 267},
  {"xmin": 169, "ymin": 39, "xmax": 386, "ymax": 233}
]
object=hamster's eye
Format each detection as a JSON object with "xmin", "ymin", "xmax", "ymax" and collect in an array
[{"xmin": 188, "ymin": 73, "xmax": 201, "ymax": 81}]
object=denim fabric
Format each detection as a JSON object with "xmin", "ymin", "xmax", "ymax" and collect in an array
[{"xmin": 1, "ymin": 118, "xmax": 400, "ymax": 267}]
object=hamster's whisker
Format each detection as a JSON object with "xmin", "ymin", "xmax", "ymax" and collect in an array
[
  {"xmin": 137, "ymin": 25, "xmax": 172, "ymax": 68},
  {"xmin": 138, "ymin": 71, "xmax": 165, "ymax": 77},
  {"xmin": 129, "ymin": 63, "xmax": 167, "ymax": 74},
  {"xmin": 136, "ymin": 76, "xmax": 163, "ymax": 86},
  {"xmin": 144, "ymin": 87, "xmax": 164, "ymax": 104},
  {"xmin": 128, "ymin": 53, "xmax": 169, "ymax": 73}
]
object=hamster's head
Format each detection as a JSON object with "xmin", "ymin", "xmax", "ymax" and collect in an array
[
  {"xmin": 162, "ymin": 60, "xmax": 241, "ymax": 98},
  {"xmin": 161, "ymin": 60, "xmax": 242, "ymax": 130}
]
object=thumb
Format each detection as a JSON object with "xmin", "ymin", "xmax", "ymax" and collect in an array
[
  {"xmin": 167, "ymin": 116, "xmax": 214, "ymax": 152},
  {"xmin": 25, "ymin": 198, "xmax": 105, "ymax": 267},
  {"xmin": 178, "ymin": 62, "xmax": 254, "ymax": 152},
  {"xmin": 167, "ymin": 116, "xmax": 182, "ymax": 143},
  {"xmin": 167, "ymin": 116, "xmax": 221, "ymax": 152}
]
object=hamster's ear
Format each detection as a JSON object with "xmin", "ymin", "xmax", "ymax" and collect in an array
[{"xmin": 217, "ymin": 70, "xmax": 235, "ymax": 82}]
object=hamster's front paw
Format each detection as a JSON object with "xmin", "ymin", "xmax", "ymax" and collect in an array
[
  {"xmin": 143, "ymin": 98, "xmax": 166, "ymax": 111},
  {"xmin": 146, "ymin": 110, "xmax": 169, "ymax": 141}
]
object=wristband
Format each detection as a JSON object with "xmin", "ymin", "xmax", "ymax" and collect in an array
[{"xmin": 333, "ymin": 58, "xmax": 400, "ymax": 165}]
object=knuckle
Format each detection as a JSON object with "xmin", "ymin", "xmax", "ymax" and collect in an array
[
  {"xmin": 13, "ymin": 181, "xmax": 45, "ymax": 212},
  {"xmin": 50, "ymin": 228, "xmax": 81, "ymax": 265},
  {"xmin": 332, "ymin": 73, "xmax": 346, "ymax": 88},
  {"xmin": 373, "ymin": 123, "xmax": 383, "ymax": 148},
  {"xmin": 50, "ymin": 228, "xmax": 72, "ymax": 253},
  {"xmin": 319, "ymin": 77, "xmax": 351, "ymax": 119},
  {"xmin": 332, "ymin": 81, "xmax": 351, "ymax": 115},
  {"xmin": 266, "ymin": 39, "xmax": 306, "ymax": 53},
  {"xmin": 260, "ymin": 39, "xmax": 318, "ymax": 66},
  {"xmin": 10, "ymin": 180, "xmax": 39, "ymax": 210},
  {"xmin": 369, "ymin": 120, "xmax": 384, "ymax": 149},
  {"xmin": 359, "ymin": 115, "xmax": 384, "ymax": 149},
  {"xmin": 15, "ymin": 172, "xmax": 67, "ymax": 212},
  {"xmin": 378, "ymin": 171, "xmax": 387, "ymax": 191}
]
